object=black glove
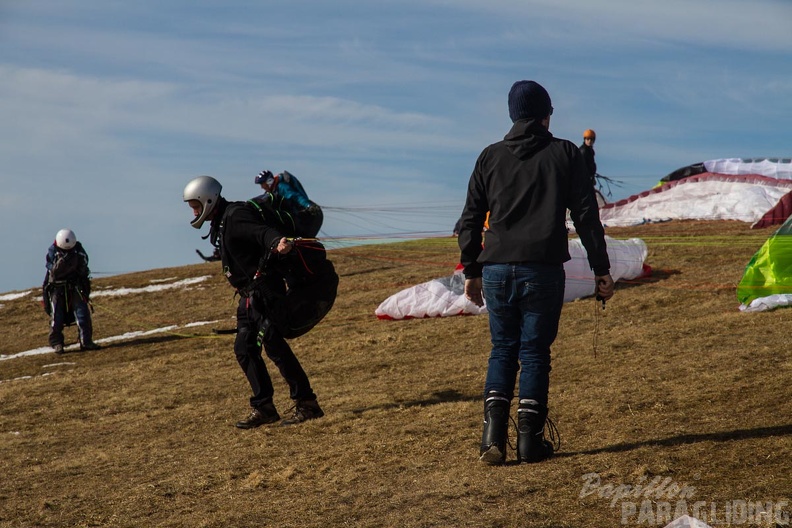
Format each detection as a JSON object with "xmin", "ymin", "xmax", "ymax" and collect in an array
[
  {"xmin": 305, "ymin": 204, "xmax": 321, "ymax": 216},
  {"xmin": 77, "ymin": 278, "xmax": 91, "ymax": 299},
  {"xmin": 42, "ymin": 285, "xmax": 52, "ymax": 316}
]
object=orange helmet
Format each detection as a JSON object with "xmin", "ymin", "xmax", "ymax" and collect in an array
[{"xmin": 583, "ymin": 129, "xmax": 596, "ymax": 140}]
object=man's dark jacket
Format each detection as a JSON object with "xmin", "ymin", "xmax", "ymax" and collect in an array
[
  {"xmin": 210, "ymin": 198, "xmax": 286, "ymax": 290},
  {"xmin": 579, "ymin": 142, "xmax": 597, "ymax": 185},
  {"xmin": 458, "ymin": 119, "xmax": 610, "ymax": 279}
]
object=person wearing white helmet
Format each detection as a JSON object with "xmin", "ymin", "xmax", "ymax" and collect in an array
[
  {"xmin": 42, "ymin": 229, "xmax": 100, "ymax": 353},
  {"xmin": 184, "ymin": 175, "xmax": 338, "ymax": 429}
]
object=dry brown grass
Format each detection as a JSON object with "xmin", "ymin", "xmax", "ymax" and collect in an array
[{"xmin": 1, "ymin": 220, "xmax": 790, "ymax": 528}]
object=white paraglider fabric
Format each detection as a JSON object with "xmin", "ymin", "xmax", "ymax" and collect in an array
[
  {"xmin": 375, "ymin": 237, "xmax": 648, "ymax": 320},
  {"xmin": 704, "ymin": 158, "xmax": 792, "ymax": 180},
  {"xmin": 598, "ymin": 176, "xmax": 792, "ymax": 227}
]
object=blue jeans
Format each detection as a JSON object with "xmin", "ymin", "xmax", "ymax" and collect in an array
[{"xmin": 482, "ymin": 263, "xmax": 565, "ymax": 406}]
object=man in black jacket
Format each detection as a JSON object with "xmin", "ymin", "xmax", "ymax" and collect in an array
[
  {"xmin": 457, "ymin": 80, "xmax": 614, "ymax": 465},
  {"xmin": 579, "ymin": 129, "xmax": 597, "ymax": 188},
  {"xmin": 183, "ymin": 176, "xmax": 337, "ymax": 429}
]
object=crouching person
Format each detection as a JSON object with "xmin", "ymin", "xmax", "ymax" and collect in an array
[
  {"xmin": 43, "ymin": 229, "xmax": 100, "ymax": 354},
  {"xmin": 183, "ymin": 176, "xmax": 338, "ymax": 429}
]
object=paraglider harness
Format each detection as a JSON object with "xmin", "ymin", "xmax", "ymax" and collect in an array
[
  {"xmin": 212, "ymin": 198, "xmax": 338, "ymax": 343},
  {"xmin": 197, "ymin": 176, "xmax": 323, "ymax": 262},
  {"xmin": 255, "ymin": 184, "xmax": 324, "ymax": 238},
  {"xmin": 43, "ymin": 280, "xmax": 93, "ymax": 324}
]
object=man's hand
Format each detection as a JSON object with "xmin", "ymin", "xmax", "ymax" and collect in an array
[
  {"xmin": 275, "ymin": 237, "xmax": 293, "ymax": 255},
  {"xmin": 595, "ymin": 274, "xmax": 615, "ymax": 301},
  {"xmin": 465, "ymin": 277, "xmax": 484, "ymax": 307}
]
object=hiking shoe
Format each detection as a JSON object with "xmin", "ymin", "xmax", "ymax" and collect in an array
[
  {"xmin": 235, "ymin": 404, "xmax": 280, "ymax": 429},
  {"xmin": 280, "ymin": 399, "xmax": 324, "ymax": 426},
  {"xmin": 516, "ymin": 399, "xmax": 557, "ymax": 464},
  {"xmin": 80, "ymin": 342, "xmax": 102, "ymax": 351},
  {"xmin": 53, "ymin": 344, "xmax": 65, "ymax": 354},
  {"xmin": 479, "ymin": 391, "xmax": 510, "ymax": 465},
  {"xmin": 479, "ymin": 444, "xmax": 508, "ymax": 465}
]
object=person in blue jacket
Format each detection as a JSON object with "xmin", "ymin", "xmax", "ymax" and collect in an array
[{"xmin": 254, "ymin": 170, "xmax": 323, "ymax": 238}]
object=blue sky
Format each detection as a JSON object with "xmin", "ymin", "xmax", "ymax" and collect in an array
[{"xmin": 1, "ymin": 0, "xmax": 791, "ymax": 293}]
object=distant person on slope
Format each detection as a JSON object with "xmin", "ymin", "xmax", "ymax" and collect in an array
[
  {"xmin": 42, "ymin": 229, "xmax": 101, "ymax": 354},
  {"xmin": 255, "ymin": 169, "xmax": 323, "ymax": 238},
  {"xmin": 579, "ymin": 129, "xmax": 597, "ymax": 188},
  {"xmin": 184, "ymin": 175, "xmax": 338, "ymax": 429},
  {"xmin": 458, "ymin": 80, "xmax": 614, "ymax": 465}
]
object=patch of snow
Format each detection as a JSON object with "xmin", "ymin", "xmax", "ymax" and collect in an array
[
  {"xmin": 0, "ymin": 320, "xmax": 218, "ymax": 362},
  {"xmin": 0, "ymin": 291, "xmax": 32, "ymax": 301},
  {"xmin": 184, "ymin": 320, "xmax": 218, "ymax": 328},
  {"xmin": 91, "ymin": 276, "xmax": 210, "ymax": 298},
  {"xmin": 0, "ymin": 371, "xmax": 59, "ymax": 385}
]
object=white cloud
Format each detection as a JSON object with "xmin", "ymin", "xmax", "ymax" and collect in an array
[{"xmin": 440, "ymin": 0, "xmax": 792, "ymax": 53}]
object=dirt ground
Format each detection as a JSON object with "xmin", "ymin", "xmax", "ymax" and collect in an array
[{"xmin": 1, "ymin": 220, "xmax": 790, "ymax": 527}]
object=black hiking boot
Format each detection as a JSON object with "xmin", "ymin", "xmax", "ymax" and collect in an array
[
  {"xmin": 516, "ymin": 399, "xmax": 555, "ymax": 463},
  {"xmin": 235, "ymin": 403, "xmax": 281, "ymax": 429},
  {"xmin": 280, "ymin": 399, "xmax": 324, "ymax": 426},
  {"xmin": 53, "ymin": 344, "xmax": 65, "ymax": 354},
  {"xmin": 80, "ymin": 341, "xmax": 101, "ymax": 351},
  {"xmin": 479, "ymin": 391, "xmax": 510, "ymax": 465}
]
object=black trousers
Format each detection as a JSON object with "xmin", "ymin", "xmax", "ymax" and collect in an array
[
  {"xmin": 48, "ymin": 285, "xmax": 93, "ymax": 347},
  {"xmin": 234, "ymin": 295, "xmax": 316, "ymax": 410}
]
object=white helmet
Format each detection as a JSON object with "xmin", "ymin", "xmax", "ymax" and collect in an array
[
  {"xmin": 183, "ymin": 176, "xmax": 222, "ymax": 229},
  {"xmin": 55, "ymin": 228, "xmax": 77, "ymax": 250}
]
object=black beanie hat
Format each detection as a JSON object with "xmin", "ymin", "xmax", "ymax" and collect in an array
[{"xmin": 508, "ymin": 80, "xmax": 553, "ymax": 122}]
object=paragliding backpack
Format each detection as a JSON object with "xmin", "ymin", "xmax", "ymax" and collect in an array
[
  {"xmin": 250, "ymin": 175, "xmax": 323, "ymax": 238},
  {"xmin": 41, "ymin": 244, "xmax": 91, "ymax": 325},
  {"xmin": 220, "ymin": 199, "xmax": 338, "ymax": 340}
]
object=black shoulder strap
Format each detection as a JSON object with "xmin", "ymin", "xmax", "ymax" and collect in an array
[
  {"xmin": 247, "ymin": 195, "xmax": 297, "ymax": 236},
  {"xmin": 214, "ymin": 201, "xmax": 258, "ymax": 286}
]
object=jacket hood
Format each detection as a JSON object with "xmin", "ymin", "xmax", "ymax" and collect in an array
[{"xmin": 503, "ymin": 119, "xmax": 553, "ymax": 160}]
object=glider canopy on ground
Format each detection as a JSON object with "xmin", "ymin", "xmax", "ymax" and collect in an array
[
  {"xmin": 660, "ymin": 158, "xmax": 792, "ymax": 183},
  {"xmin": 602, "ymin": 166, "xmax": 792, "ymax": 229},
  {"xmin": 375, "ymin": 237, "xmax": 648, "ymax": 320},
  {"xmin": 737, "ymin": 212, "xmax": 792, "ymax": 312},
  {"xmin": 600, "ymin": 157, "xmax": 792, "ymax": 229}
]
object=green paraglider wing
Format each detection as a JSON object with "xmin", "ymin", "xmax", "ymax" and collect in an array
[{"xmin": 737, "ymin": 218, "xmax": 792, "ymax": 304}]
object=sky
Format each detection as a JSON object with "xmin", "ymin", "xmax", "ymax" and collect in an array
[{"xmin": 1, "ymin": 0, "xmax": 791, "ymax": 294}]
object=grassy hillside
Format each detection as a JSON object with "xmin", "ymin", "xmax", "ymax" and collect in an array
[{"xmin": 1, "ymin": 221, "xmax": 790, "ymax": 528}]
